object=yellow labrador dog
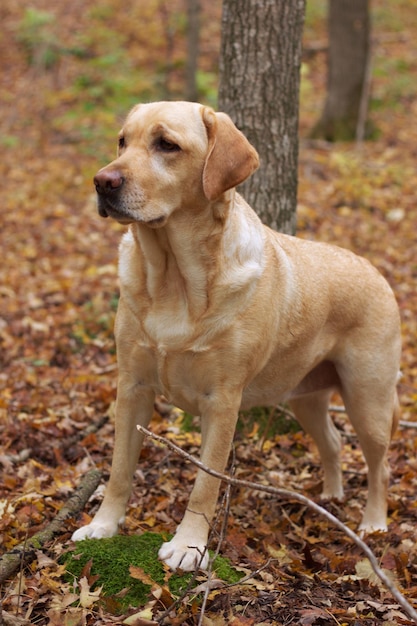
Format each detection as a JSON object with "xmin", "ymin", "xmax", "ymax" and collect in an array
[{"xmin": 72, "ymin": 101, "xmax": 401, "ymax": 571}]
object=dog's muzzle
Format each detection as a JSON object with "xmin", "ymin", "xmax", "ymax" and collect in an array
[{"xmin": 94, "ymin": 169, "xmax": 125, "ymax": 219}]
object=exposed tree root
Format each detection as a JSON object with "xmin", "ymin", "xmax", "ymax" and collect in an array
[{"xmin": 0, "ymin": 469, "xmax": 102, "ymax": 584}]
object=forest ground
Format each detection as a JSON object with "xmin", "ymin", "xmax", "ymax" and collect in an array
[{"xmin": 1, "ymin": 0, "xmax": 417, "ymax": 624}]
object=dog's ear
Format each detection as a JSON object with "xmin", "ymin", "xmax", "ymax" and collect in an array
[{"xmin": 201, "ymin": 108, "xmax": 259, "ymax": 201}]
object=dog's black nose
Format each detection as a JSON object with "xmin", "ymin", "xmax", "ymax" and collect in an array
[{"xmin": 94, "ymin": 169, "xmax": 124, "ymax": 194}]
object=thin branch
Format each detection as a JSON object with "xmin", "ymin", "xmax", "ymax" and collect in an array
[
  {"xmin": 67, "ymin": 414, "xmax": 109, "ymax": 446},
  {"xmin": 328, "ymin": 405, "xmax": 347, "ymax": 414},
  {"xmin": 0, "ymin": 469, "xmax": 102, "ymax": 584},
  {"xmin": 198, "ymin": 447, "xmax": 235, "ymax": 625},
  {"xmin": 138, "ymin": 425, "xmax": 417, "ymax": 625},
  {"xmin": 0, "ymin": 416, "xmax": 109, "ymax": 472},
  {"xmin": 326, "ymin": 403, "xmax": 417, "ymax": 429},
  {"xmin": 156, "ymin": 454, "xmax": 235, "ymax": 625},
  {"xmin": 224, "ymin": 557, "xmax": 276, "ymax": 589},
  {"xmin": 399, "ymin": 421, "xmax": 417, "ymax": 429},
  {"xmin": 0, "ymin": 611, "xmax": 31, "ymax": 626},
  {"xmin": 276, "ymin": 404, "xmax": 417, "ymax": 430}
]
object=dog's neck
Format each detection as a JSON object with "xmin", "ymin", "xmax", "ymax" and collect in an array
[{"xmin": 130, "ymin": 191, "xmax": 265, "ymax": 320}]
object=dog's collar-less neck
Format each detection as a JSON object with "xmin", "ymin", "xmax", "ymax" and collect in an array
[{"xmin": 130, "ymin": 192, "xmax": 265, "ymax": 320}]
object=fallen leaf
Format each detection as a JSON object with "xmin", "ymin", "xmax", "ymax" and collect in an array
[
  {"xmin": 355, "ymin": 558, "xmax": 395, "ymax": 590},
  {"xmin": 79, "ymin": 576, "xmax": 102, "ymax": 608},
  {"xmin": 123, "ymin": 608, "xmax": 157, "ymax": 625},
  {"xmin": 129, "ymin": 565, "xmax": 156, "ymax": 587},
  {"xmin": 299, "ymin": 607, "xmax": 332, "ymax": 625}
]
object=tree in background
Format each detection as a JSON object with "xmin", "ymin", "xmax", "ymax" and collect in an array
[
  {"xmin": 185, "ymin": 0, "xmax": 200, "ymax": 101},
  {"xmin": 218, "ymin": 0, "xmax": 306, "ymax": 235},
  {"xmin": 311, "ymin": 0, "xmax": 371, "ymax": 142}
]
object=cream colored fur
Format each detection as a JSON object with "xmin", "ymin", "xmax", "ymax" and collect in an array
[{"xmin": 72, "ymin": 101, "xmax": 401, "ymax": 572}]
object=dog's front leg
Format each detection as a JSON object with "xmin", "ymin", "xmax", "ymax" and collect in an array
[
  {"xmin": 72, "ymin": 383, "xmax": 154, "ymax": 541},
  {"xmin": 159, "ymin": 402, "xmax": 239, "ymax": 571}
]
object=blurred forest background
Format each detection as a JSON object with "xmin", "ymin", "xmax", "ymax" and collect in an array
[{"xmin": 2, "ymin": 0, "xmax": 417, "ymax": 624}]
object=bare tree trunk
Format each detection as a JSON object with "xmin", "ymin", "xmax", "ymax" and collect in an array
[
  {"xmin": 159, "ymin": 0, "xmax": 175, "ymax": 98},
  {"xmin": 218, "ymin": 0, "xmax": 306, "ymax": 234},
  {"xmin": 185, "ymin": 0, "xmax": 200, "ymax": 101},
  {"xmin": 311, "ymin": 0, "xmax": 371, "ymax": 141}
]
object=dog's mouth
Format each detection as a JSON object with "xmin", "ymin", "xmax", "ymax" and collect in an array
[
  {"xmin": 97, "ymin": 198, "xmax": 133, "ymax": 224},
  {"xmin": 97, "ymin": 197, "xmax": 166, "ymax": 228}
]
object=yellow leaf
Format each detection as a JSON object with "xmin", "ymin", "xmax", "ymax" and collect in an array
[
  {"xmin": 266, "ymin": 544, "xmax": 293, "ymax": 565},
  {"xmin": 123, "ymin": 608, "xmax": 156, "ymax": 625},
  {"xmin": 129, "ymin": 566, "xmax": 173, "ymax": 606},
  {"xmin": 79, "ymin": 576, "xmax": 102, "ymax": 608},
  {"xmin": 354, "ymin": 558, "xmax": 395, "ymax": 590}
]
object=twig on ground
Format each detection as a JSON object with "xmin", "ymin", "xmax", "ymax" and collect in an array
[
  {"xmin": 0, "ymin": 469, "xmax": 102, "ymax": 584},
  {"xmin": 327, "ymin": 403, "xmax": 417, "ymax": 430},
  {"xmin": 0, "ymin": 611, "xmax": 31, "ymax": 626},
  {"xmin": 275, "ymin": 404, "xmax": 417, "ymax": 430},
  {"xmin": 155, "ymin": 451, "xmax": 236, "ymax": 625},
  {"xmin": 399, "ymin": 421, "xmax": 417, "ymax": 429},
  {"xmin": 63, "ymin": 414, "xmax": 110, "ymax": 452},
  {"xmin": 0, "ymin": 416, "xmax": 109, "ymax": 471},
  {"xmin": 198, "ymin": 447, "xmax": 236, "ymax": 626},
  {"xmin": 225, "ymin": 557, "xmax": 276, "ymax": 589},
  {"xmin": 328, "ymin": 405, "xmax": 346, "ymax": 414},
  {"xmin": 138, "ymin": 425, "xmax": 417, "ymax": 625}
]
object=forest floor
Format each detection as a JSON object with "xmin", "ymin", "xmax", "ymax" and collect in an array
[{"xmin": 1, "ymin": 0, "xmax": 417, "ymax": 624}]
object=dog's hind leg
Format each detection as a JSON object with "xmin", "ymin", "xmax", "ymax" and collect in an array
[
  {"xmin": 289, "ymin": 390, "xmax": 344, "ymax": 500},
  {"xmin": 339, "ymin": 381, "xmax": 399, "ymax": 533}
]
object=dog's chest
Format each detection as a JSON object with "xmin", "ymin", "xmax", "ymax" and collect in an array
[
  {"xmin": 139, "ymin": 305, "xmax": 225, "ymax": 412},
  {"xmin": 142, "ymin": 300, "xmax": 196, "ymax": 349}
]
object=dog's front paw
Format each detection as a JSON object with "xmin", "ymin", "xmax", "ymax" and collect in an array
[
  {"xmin": 71, "ymin": 520, "xmax": 119, "ymax": 542},
  {"xmin": 158, "ymin": 537, "xmax": 209, "ymax": 571},
  {"xmin": 358, "ymin": 520, "xmax": 387, "ymax": 535},
  {"xmin": 320, "ymin": 486, "xmax": 344, "ymax": 502}
]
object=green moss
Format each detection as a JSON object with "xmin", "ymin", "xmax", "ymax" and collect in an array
[
  {"xmin": 63, "ymin": 533, "xmax": 242, "ymax": 614},
  {"xmin": 211, "ymin": 554, "xmax": 243, "ymax": 585},
  {"xmin": 238, "ymin": 405, "xmax": 301, "ymax": 439},
  {"xmin": 180, "ymin": 411, "xmax": 201, "ymax": 433},
  {"xmin": 63, "ymin": 534, "xmax": 165, "ymax": 612}
]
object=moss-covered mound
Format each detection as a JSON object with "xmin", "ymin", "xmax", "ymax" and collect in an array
[{"xmin": 63, "ymin": 532, "xmax": 242, "ymax": 614}]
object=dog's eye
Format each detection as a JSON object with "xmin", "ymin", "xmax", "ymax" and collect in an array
[
  {"xmin": 156, "ymin": 137, "xmax": 181, "ymax": 152},
  {"xmin": 118, "ymin": 136, "xmax": 125, "ymax": 149}
]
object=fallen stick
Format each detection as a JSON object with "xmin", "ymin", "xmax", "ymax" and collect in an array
[
  {"xmin": 137, "ymin": 425, "xmax": 417, "ymax": 625},
  {"xmin": 0, "ymin": 416, "xmax": 109, "ymax": 470},
  {"xmin": 0, "ymin": 469, "xmax": 102, "ymax": 584},
  {"xmin": 0, "ymin": 610, "xmax": 31, "ymax": 626},
  {"xmin": 328, "ymin": 405, "xmax": 417, "ymax": 430},
  {"xmin": 399, "ymin": 421, "xmax": 417, "ymax": 429}
]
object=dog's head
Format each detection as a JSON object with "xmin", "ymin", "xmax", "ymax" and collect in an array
[{"xmin": 93, "ymin": 101, "xmax": 259, "ymax": 227}]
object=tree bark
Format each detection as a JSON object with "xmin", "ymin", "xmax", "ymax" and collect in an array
[
  {"xmin": 311, "ymin": 0, "xmax": 371, "ymax": 141},
  {"xmin": 185, "ymin": 0, "xmax": 200, "ymax": 102},
  {"xmin": 218, "ymin": 0, "xmax": 306, "ymax": 234}
]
